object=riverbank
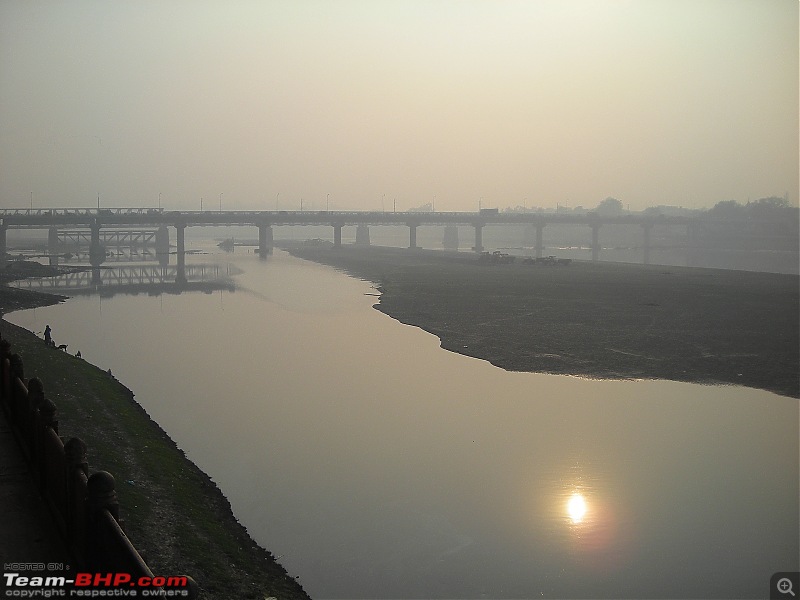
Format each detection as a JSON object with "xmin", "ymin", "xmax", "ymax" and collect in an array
[
  {"xmin": 285, "ymin": 244, "xmax": 799, "ymax": 399},
  {"xmin": 0, "ymin": 269, "xmax": 310, "ymax": 600}
]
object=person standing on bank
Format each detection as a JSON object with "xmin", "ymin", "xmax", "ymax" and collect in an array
[{"xmin": 44, "ymin": 325, "xmax": 52, "ymax": 346}]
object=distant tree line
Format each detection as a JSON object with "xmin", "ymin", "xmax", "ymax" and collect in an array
[
  {"xmin": 500, "ymin": 195, "xmax": 798, "ymax": 224},
  {"xmin": 406, "ymin": 195, "xmax": 797, "ymax": 229},
  {"xmin": 705, "ymin": 196, "xmax": 797, "ymax": 222},
  {"xmin": 501, "ymin": 197, "xmax": 702, "ymax": 217}
]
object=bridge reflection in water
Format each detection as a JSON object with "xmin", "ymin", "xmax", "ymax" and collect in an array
[{"xmin": 12, "ymin": 263, "xmax": 238, "ymax": 297}]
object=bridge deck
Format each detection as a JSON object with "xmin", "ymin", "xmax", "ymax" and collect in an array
[{"xmin": 1, "ymin": 209, "xmax": 692, "ymax": 228}]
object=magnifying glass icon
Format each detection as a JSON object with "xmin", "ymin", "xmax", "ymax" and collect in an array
[{"xmin": 778, "ymin": 578, "xmax": 795, "ymax": 597}]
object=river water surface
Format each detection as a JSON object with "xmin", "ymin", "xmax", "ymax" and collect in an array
[{"xmin": 8, "ymin": 239, "xmax": 799, "ymax": 599}]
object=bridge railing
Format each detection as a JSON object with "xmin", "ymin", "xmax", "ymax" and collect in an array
[
  {"xmin": 0, "ymin": 337, "xmax": 197, "ymax": 597},
  {"xmin": 1, "ymin": 207, "xmax": 695, "ymax": 226},
  {"xmin": 0, "ymin": 208, "xmax": 164, "ymax": 216}
]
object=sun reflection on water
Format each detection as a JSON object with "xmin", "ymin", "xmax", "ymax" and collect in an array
[
  {"xmin": 567, "ymin": 492, "xmax": 587, "ymax": 523},
  {"xmin": 557, "ymin": 482, "xmax": 632, "ymax": 573}
]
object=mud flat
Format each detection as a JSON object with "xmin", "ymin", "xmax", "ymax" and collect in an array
[
  {"xmin": 286, "ymin": 244, "xmax": 799, "ymax": 399},
  {"xmin": 0, "ymin": 267, "xmax": 310, "ymax": 600}
]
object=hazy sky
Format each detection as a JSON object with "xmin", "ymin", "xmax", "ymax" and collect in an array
[{"xmin": 1, "ymin": 0, "xmax": 797, "ymax": 212}]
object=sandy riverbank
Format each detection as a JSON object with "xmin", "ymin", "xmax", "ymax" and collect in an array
[
  {"xmin": 286, "ymin": 244, "xmax": 799, "ymax": 399},
  {"xmin": 0, "ymin": 265, "xmax": 310, "ymax": 600}
]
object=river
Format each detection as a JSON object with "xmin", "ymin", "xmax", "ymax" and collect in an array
[{"xmin": 7, "ymin": 235, "xmax": 799, "ymax": 599}]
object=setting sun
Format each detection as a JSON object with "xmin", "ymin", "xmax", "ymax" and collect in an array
[{"xmin": 567, "ymin": 493, "xmax": 587, "ymax": 523}]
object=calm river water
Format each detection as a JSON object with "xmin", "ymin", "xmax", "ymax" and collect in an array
[{"xmin": 8, "ymin": 237, "xmax": 799, "ymax": 599}]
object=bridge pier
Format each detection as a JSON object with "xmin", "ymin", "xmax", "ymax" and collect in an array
[
  {"xmin": 443, "ymin": 225, "xmax": 459, "ymax": 250},
  {"xmin": 258, "ymin": 223, "xmax": 273, "ymax": 258},
  {"xmin": 686, "ymin": 222, "xmax": 700, "ymax": 267},
  {"xmin": 89, "ymin": 221, "xmax": 105, "ymax": 265},
  {"xmin": 0, "ymin": 222, "xmax": 6, "ymax": 265},
  {"xmin": 591, "ymin": 224, "xmax": 600, "ymax": 262},
  {"xmin": 408, "ymin": 223, "xmax": 418, "ymax": 249},
  {"xmin": 155, "ymin": 226, "xmax": 170, "ymax": 255},
  {"xmin": 642, "ymin": 223, "xmax": 653, "ymax": 265},
  {"xmin": 90, "ymin": 222, "xmax": 100, "ymax": 249},
  {"xmin": 48, "ymin": 227, "xmax": 59, "ymax": 251},
  {"xmin": 535, "ymin": 223, "xmax": 544, "ymax": 258},
  {"xmin": 474, "ymin": 224, "xmax": 483, "ymax": 253},
  {"xmin": 355, "ymin": 224, "xmax": 370, "ymax": 246},
  {"xmin": 333, "ymin": 223, "xmax": 343, "ymax": 248},
  {"xmin": 176, "ymin": 224, "xmax": 187, "ymax": 284}
]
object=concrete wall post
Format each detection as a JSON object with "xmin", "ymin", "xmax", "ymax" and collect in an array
[
  {"xmin": 86, "ymin": 471, "xmax": 120, "ymax": 569},
  {"xmin": 87, "ymin": 471, "xmax": 119, "ymax": 522},
  {"xmin": 65, "ymin": 437, "xmax": 88, "ymax": 563}
]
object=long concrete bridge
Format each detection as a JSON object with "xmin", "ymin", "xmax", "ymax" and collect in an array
[{"xmin": 0, "ymin": 207, "xmax": 695, "ymax": 265}]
